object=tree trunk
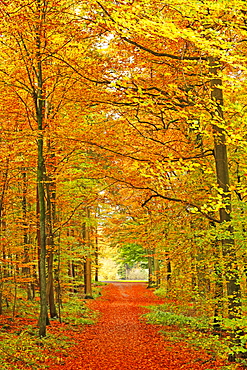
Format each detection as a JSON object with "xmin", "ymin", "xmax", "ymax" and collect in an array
[
  {"xmin": 0, "ymin": 265, "xmax": 2, "ymax": 315},
  {"xmin": 22, "ymin": 170, "xmax": 32, "ymax": 300},
  {"xmin": 68, "ymin": 260, "xmax": 77, "ymax": 293},
  {"xmin": 0, "ymin": 159, "xmax": 9, "ymax": 307},
  {"xmin": 166, "ymin": 256, "xmax": 172, "ymax": 294},
  {"xmin": 46, "ymin": 251, "xmax": 57, "ymax": 318},
  {"xmin": 212, "ymin": 250, "xmax": 224, "ymax": 333},
  {"xmin": 37, "ymin": 130, "xmax": 47, "ymax": 336},
  {"xmin": 84, "ymin": 208, "xmax": 93, "ymax": 299},
  {"xmin": 95, "ymin": 229, "xmax": 99, "ymax": 282},
  {"xmin": 210, "ymin": 57, "xmax": 241, "ymax": 319},
  {"xmin": 210, "ymin": 58, "xmax": 243, "ymax": 360},
  {"xmin": 153, "ymin": 249, "xmax": 160, "ymax": 287},
  {"xmin": 36, "ymin": 2, "xmax": 47, "ymax": 335},
  {"xmin": 84, "ymin": 258, "xmax": 92, "ymax": 298},
  {"xmin": 46, "ymin": 163, "xmax": 57, "ymax": 318},
  {"xmin": 147, "ymin": 249, "xmax": 155, "ymax": 288}
]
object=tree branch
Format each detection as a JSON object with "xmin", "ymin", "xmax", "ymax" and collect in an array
[
  {"xmin": 107, "ymin": 177, "xmax": 220, "ymax": 223},
  {"xmin": 96, "ymin": 1, "xmax": 207, "ymax": 62},
  {"xmin": 141, "ymin": 192, "xmax": 220, "ymax": 223},
  {"xmin": 122, "ymin": 37, "xmax": 207, "ymax": 61}
]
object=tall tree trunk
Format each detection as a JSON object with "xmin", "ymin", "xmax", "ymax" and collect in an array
[
  {"xmin": 95, "ymin": 229, "xmax": 99, "ymax": 282},
  {"xmin": 46, "ymin": 252, "xmax": 57, "ymax": 317},
  {"xmin": 46, "ymin": 161, "xmax": 57, "ymax": 318},
  {"xmin": 147, "ymin": 249, "xmax": 155, "ymax": 288},
  {"xmin": 84, "ymin": 258, "xmax": 92, "ymax": 298},
  {"xmin": 22, "ymin": 170, "xmax": 32, "ymax": 300},
  {"xmin": 210, "ymin": 58, "xmax": 243, "ymax": 360},
  {"xmin": 0, "ymin": 265, "xmax": 2, "ymax": 315},
  {"xmin": 37, "ymin": 129, "xmax": 47, "ymax": 337},
  {"xmin": 84, "ymin": 208, "xmax": 93, "ymax": 299},
  {"xmin": 212, "ymin": 247, "xmax": 224, "ymax": 333},
  {"xmin": 68, "ymin": 260, "xmax": 77, "ymax": 293},
  {"xmin": 153, "ymin": 249, "xmax": 160, "ymax": 288},
  {"xmin": 56, "ymin": 231, "xmax": 62, "ymax": 323},
  {"xmin": 210, "ymin": 57, "xmax": 241, "ymax": 319},
  {"xmin": 0, "ymin": 158, "xmax": 9, "ymax": 309},
  {"xmin": 167, "ymin": 257, "xmax": 172, "ymax": 285},
  {"xmin": 36, "ymin": 0, "xmax": 47, "ymax": 335},
  {"xmin": 37, "ymin": 131, "xmax": 47, "ymax": 336}
]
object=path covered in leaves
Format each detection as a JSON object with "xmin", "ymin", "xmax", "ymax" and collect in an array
[{"xmin": 51, "ymin": 283, "xmax": 226, "ymax": 370}]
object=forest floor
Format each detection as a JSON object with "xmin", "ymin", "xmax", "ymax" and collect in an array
[{"xmin": 43, "ymin": 282, "xmax": 237, "ymax": 370}]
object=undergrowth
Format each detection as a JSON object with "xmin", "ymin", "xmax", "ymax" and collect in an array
[
  {"xmin": 0, "ymin": 329, "xmax": 71, "ymax": 370},
  {"xmin": 144, "ymin": 297, "xmax": 247, "ymax": 370},
  {"xmin": 0, "ymin": 282, "xmax": 103, "ymax": 369},
  {"xmin": 61, "ymin": 295, "xmax": 98, "ymax": 326}
]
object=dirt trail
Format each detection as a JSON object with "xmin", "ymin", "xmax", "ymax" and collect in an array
[{"xmin": 51, "ymin": 283, "xmax": 225, "ymax": 370}]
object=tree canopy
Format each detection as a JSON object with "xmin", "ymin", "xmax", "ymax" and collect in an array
[{"xmin": 1, "ymin": 0, "xmax": 247, "ymax": 361}]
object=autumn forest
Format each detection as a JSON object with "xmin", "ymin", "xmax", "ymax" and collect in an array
[{"xmin": 1, "ymin": 0, "xmax": 247, "ymax": 368}]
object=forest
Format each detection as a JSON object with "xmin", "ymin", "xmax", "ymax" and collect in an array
[{"xmin": 1, "ymin": 0, "xmax": 247, "ymax": 368}]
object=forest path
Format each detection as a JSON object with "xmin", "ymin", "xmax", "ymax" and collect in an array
[{"xmin": 50, "ymin": 283, "xmax": 224, "ymax": 370}]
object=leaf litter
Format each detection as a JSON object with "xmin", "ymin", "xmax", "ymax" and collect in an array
[{"xmin": 45, "ymin": 282, "xmax": 236, "ymax": 370}]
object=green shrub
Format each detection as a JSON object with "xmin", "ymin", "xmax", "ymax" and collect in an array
[
  {"xmin": 145, "ymin": 306, "xmax": 209, "ymax": 331},
  {"xmin": 143, "ymin": 305, "xmax": 234, "ymax": 364}
]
